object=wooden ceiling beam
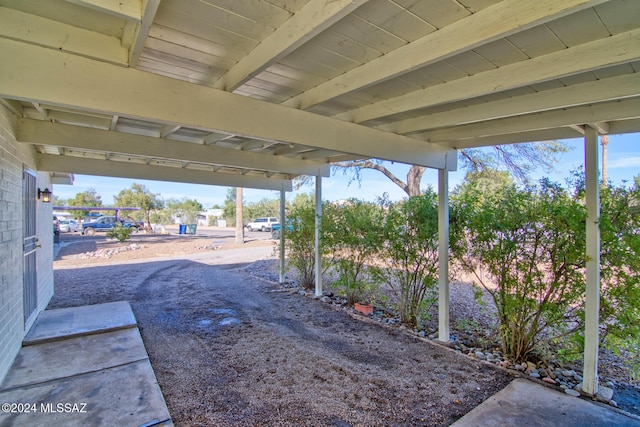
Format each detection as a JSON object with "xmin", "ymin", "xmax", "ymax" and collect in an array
[
  {"xmin": 0, "ymin": 39, "xmax": 456, "ymax": 170},
  {"xmin": 65, "ymin": 0, "xmax": 141, "ymax": 21},
  {"xmin": 338, "ymin": 29, "xmax": 640, "ymax": 124},
  {"xmin": 37, "ymin": 153, "xmax": 293, "ymax": 191},
  {"xmin": 419, "ymin": 98, "xmax": 640, "ymax": 143},
  {"xmin": 128, "ymin": 0, "xmax": 161, "ymax": 67},
  {"xmin": 16, "ymin": 118, "xmax": 331, "ymax": 177},
  {"xmin": 283, "ymin": 0, "xmax": 609, "ymax": 110},
  {"xmin": 439, "ymin": 128, "xmax": 586, "ymax": 150},
  {"xmin": 380, "ymin": 73, "xmax": 640, "ymax": 135},
  {"xmin": 213, "ymin": 0, "xmax": 370, "ymax": 91},
  {"xmin": 0, "ymin": 7, "xmax": 128, "ymax": 66}
]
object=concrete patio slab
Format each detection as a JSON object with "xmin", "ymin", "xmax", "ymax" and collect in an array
[
  {"xmin": 452, "ymin": 378, "xmax": 640, "ymax": 427},
  {"xmin": 0, "ymin": 301, "xmax": 172, "ymax": 427},
  {"xmin": 0, "ymin": 360, "xmax": 171, "ymax": 427},
  {"xmin": 23, "ymin": 301, "xmax": 136, "ymax": 345},
  {"xmin": 1, "ymin": 328, "xmax": 148, "ymax": 390}
]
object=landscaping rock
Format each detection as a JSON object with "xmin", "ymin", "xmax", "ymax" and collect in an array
[{"xmin": 596, "ymin": 385, "xmax": 614, "ymax": 403}]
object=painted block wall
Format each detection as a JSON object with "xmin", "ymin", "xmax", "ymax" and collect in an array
[
  {"xmin": 34, "ymin": 170, "xmax": 54, "ymax": 327},
  {"xmin": 0, "ymin": 104, "xmax": 54, "ymax": 382}
]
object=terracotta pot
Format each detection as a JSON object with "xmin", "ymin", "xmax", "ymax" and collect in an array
[{"xmin": 354, "ymin": 302, "xmax": 373, "ymax": 316}]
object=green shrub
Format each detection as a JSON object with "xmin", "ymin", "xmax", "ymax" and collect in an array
[
  {"xmin": 285, "ymin": 195, "xmax": 329, "ymax": 290},
  {"xmin": 374, "ymin": 192, "xmax": 442, "ymax": 327},
  {"xmin": 324, "ymin": 200, "xmax": 384, "ymax": 305},
  {"xmin": 106, "ymin": 224, "xmax": 133, "ymax": 243},
  {"xmin": 452, "ymin": 179, "xmax": 587, "ymax": 362}
]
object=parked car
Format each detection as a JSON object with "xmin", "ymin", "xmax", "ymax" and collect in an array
[
  {"xmin": 59, "ymin": 219, "xmax": 79, "ymax": 233},
  {"xmin": 82, "ymin": 216, "xmax": 141, "ymax": 236},
  {"xmin": 245, "ymin": 217, "xmax": 279, "ymax": 232},
  {"xmin": 270, "ymin": 220, "xmax": 294, "ymax": 239}
]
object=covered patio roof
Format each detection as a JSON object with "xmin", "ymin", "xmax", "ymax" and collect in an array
[{"xmin": 0, "ymin": 0, "xmax": 638, "ymax": 191}]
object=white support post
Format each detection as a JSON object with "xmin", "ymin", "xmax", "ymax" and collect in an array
[
  {"xmin": 279, "ymin": 189, "xmax": 286, "ymax": 284},
  {"xmin": 315, "ymin": 176, "xmax": 323, "ymax": 297},
  {"xmin": 583, "ymin": 126, "xmax": 601, "ymax": 396},
  {"xmin": 438, "ymin": 169, "xmax": 450, "ymax": 342}
]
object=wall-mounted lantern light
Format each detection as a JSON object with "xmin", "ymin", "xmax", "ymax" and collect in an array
[{"xmin": 38, "ymin": 187, "xmax": 52, "ymax": 203}]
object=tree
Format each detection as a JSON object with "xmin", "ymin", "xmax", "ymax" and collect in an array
[
  {"xmin": 451, "ymin": 169, "xmax": 515, "ymax": 204},
  {"xmin": 113, "ymin": 183, "xmax": 163, "ymax": 228},
  {"xmin": 52, "ymin": 195, "xmax": 66, "ymax": 206},
  {"xmin": 244, "ymin": 197, "xmax": 280, "ymax": 221},
  {"xmin": 166, "ymin": 198, "xmax": 203, "ymax": 223},
  {"xmin": 223, "ymin": 188, "xmax": 237, "ymax": 226},
  {"xmin": 67, "ymin": 189, "xmax": 102, "ymax": 219},
  {"xmin": 335, "ymin": 142, "xmax": 568, "ymax": 197}
]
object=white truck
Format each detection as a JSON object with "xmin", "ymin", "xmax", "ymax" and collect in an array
[{"xmin": 245, "ymin": 217, "xmax": 279, "ymax": 232}]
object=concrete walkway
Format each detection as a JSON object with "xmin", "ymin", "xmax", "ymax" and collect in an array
[
  {"xmin": 0, "ymin": 302, "xmax": 172, "ymax": 427},
  {"xmin": 452, "ymin": 378, "xmax": 640, "ymax": 427}
]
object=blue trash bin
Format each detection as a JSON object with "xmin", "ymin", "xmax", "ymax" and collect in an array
[{"xmin": 179, "ymin": 224, "xmax": 186, "ymax": 234}]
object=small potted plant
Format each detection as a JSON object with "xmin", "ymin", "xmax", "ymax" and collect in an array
[{"xmin": 354, "ymin": 301, "xmax": 374, "ymax": 316}]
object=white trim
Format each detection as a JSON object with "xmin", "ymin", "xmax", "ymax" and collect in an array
[
  {"xmin": 315, "ymin": 176, "xmax": 322, "ymax": 297},
  {"xmin": 37, "ymin": 154, "xmax": 293, "ymax": 191},
  {"xmin": 583, "ymin": 127, "xmax": 601, "ymax": 395},
  {"xmin": 438, "ymin": 170, "xmax": 450, "ymax": 342},
  {"xmin": 279, "ymin": 189, "xmax": 286, "ymax": 284}
]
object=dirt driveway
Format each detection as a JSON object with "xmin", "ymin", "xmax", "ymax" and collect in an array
[{"xmin": 50, "ymin": 236, "xmax": 512, "ymax": 426}]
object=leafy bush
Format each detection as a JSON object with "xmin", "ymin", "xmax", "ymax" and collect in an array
[
  {"xmin": 106, "ymin": 223, "xmax": 133, "ymax": 243},
  {"xmin": 576, "ymin": 178, "xmax": 640, "ymax": 364},
  {"xmin": 284, "ymin": 195, "xmax": 333, "ymax": 290},
  {"xmin": 374, "ymin": 192, "xmax": 442, "ymax": 327},
  {"xmin": 452, "ymin": 179, "xmax": 587, "ymax": 362},
  {"xmin": 323, "ymin": 200, "xmax": 384, "ymax": 305}
]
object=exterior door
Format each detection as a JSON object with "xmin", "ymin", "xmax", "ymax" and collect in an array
[{"xmin": 23, "ymin": 169, "xmax": 37, "ymax": 325}]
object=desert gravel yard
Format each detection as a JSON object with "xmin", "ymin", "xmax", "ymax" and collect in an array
[{"xmin": 50, "ymin": 236, "xmax": 513, "ymax": 426}]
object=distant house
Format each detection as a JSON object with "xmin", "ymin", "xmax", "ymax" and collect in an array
[{"xmin": 205, "ymin": 209, "xmax": 224, "ymax": 226}]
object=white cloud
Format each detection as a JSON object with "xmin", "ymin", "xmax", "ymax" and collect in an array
[{"xmin": 607, "ymin": 156, "xmax": 640, "ymax": 169}]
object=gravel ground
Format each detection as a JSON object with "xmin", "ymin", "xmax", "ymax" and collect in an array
[
  {"xmin": 244, "ymin": 259, "xmax": 640, "ymax": 417},
  {"xmin": 50, "ymin": 235, "xmax": 640, "ymax": 426},
  {"xmin": 50, "ymin": 235, "xmax": 513, "ymax": 426}
]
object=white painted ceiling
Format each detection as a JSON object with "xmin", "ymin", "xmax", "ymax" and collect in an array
[{"xmin": 0, "ymin": 0, "xmax": 638, "ymax": 190}]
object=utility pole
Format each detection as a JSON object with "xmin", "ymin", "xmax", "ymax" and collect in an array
[
  {"xmin": 235, "ymin": 187, "xmax": 244, "ymax": 244},
  {"xmin": 601, "ymin": 135, "xmax": 609, "ymax": 185}
]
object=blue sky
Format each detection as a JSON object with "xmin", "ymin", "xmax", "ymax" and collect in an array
[{"xmin": 53, "ymin": 133, "xmax": 639, "ymax": 208}]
